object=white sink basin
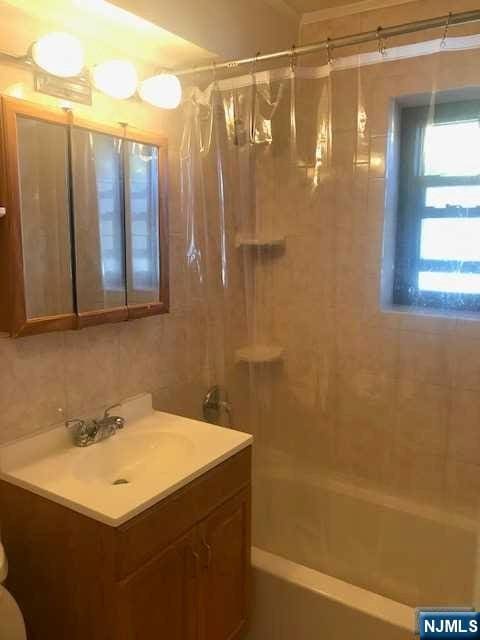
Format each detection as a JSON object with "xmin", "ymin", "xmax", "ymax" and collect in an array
[
  {"xmin": 0, "ymin": 394, "xmax": 252, "ymax": 526},
  {"xmin": 73, "ymin": 431, "xmax": 195, "ymax": 484}
]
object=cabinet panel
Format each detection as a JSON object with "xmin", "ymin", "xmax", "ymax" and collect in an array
[
  {"xmin": 117, "ymin": 530, "xmax": 198, "ymax": 640},
  {"xmin": 199, "ymin": 490, "xmax": 251, "ymax": 640},
  {"xmin": 1, "ymin": 98, "xmax": 77, "ymax": 336},
  {"xmin": 70, "ymin": 127, "xmax": 127, "ymax": 317},
  {"xmin": 17, "ymin": 115, "xmax": 74, "ymax": 320},
  {"xmin": 124, "ymin": 140, "xmax": 160, "ymax": 307}
]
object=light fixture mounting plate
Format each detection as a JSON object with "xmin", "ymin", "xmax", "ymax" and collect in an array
[{"xmin": 34, "ymin": 71, "xmax": 92, "ymax": 105}]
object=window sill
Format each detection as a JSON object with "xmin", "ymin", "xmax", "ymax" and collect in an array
[{"xmin": 382, "ymin": 303, "xmax": 480, "ymax": 323}]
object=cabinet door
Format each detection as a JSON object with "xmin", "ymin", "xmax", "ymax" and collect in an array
[
  {"xmin": 70, "ymin": 126, "xmax": 128, "ymax": 325},
  {"xmin": 123, "ymin": 139, "xmax": 169, "ymax": 319},
  {"xmin": 117, "ymin": 530, "xmax": 198, "ymax": 640},
  {"xmin": 1, "ymin": 97, "xmax": 76, "ymax": 336},
  {"xmin": 199, "ymin": 490, "xmax": 251, "ymax": 640}
]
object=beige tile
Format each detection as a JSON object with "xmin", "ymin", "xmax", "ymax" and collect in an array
[
  {"xmin": 358, "ymin": 226, "xmax": 383, "ymax": 276},
  {"xmin": 385, "ymin": 445, "xmax": 446, "ymax": 509},
  {"xmin": 331, "ymin": 129, "xmax": 357, "ymax": 175},
  {"xmin": 398, "ymin": 330, "xmax": 455, "ymax": 386},
  {"xmin": 337, "ymin": 325, "xmax": 399, "ymax": 378},
  {"xmin": 448, "ymin": 389, "xmax": 480, "ymax": 464},
  {"xmin": 336, "ymin": 163, "xmax": 369, "ymax": 233},
  {"xmin": 167, "ymin": 150, "xmax": 185, "ymax": 235},
  {"xmin": 169, "ymin": 233, "xmax": 188, "ymax": 313},
  {"xmin": 369, "ymin": 135, "xmax": 387, "ymax": 179},
  {"xmin": 153, "ymin": 379, "xmax": 209, "ymax": 422},
  {"xmin": 334, "ymin": 371, "xmax": 395, "ymax": 486},
  {"xmin": 452, "ymin": 336, "xmax": 480, "ymax": 390},
  {"xmin": 301, "ymin": 13, "xmax": 362, "ymax": 49},
  {"xmin": 64, "ymin": 324, "xmax": 121, "ymax": 418},
  {"xmin": 399, "ymin": 313, "xmax": 456, "ymax": 335},
  {"xmin": 118, "ymin": 313, "xmax": 188, "ymax": 401},
  {"xmin": 0, "ymin": 333, "xmax": 67, "ymax": 443},
  {"xmin": 394, "ymin": 380, "xmax": 450, "ymax": 456},
  {"xmin": 367, "ymin": 76, "xmax": 401, "ymax": 137},
  {"xmin": 455, "ymin": 316, "xmax": 480, "ymax": 339},
  {"xmin": 335, "ymin": 268, "xmax": 367, "ymax": 315},
  {"xmin": 331, "ymin": 70, "xmax": 360, "ymax": 132},
  {"xmin": 366, "ymin": 178, "xmax": 386, "ymax": 237},
  {"xmin": 445, "ymin": 458, "xmax": 480, "ymax": 519}
]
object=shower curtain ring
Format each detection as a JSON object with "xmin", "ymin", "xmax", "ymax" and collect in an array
[
  {"xmin": 441, "ymin": 12, "xmax": 452, "ymax": 48},
  {"xmin": 252, "ymin": 51, "xmax": 260, "ymax": 78},
  {"xmin": 326, "ymin": 38, "xmax": 334, "ymax": 65},
  {"xmin": 290, "ymin": 44, "xmax": 297, "ymax": 72},
  {"xmin": 376, "ymin": 26, "xmax": 387, "ymax": 56}
]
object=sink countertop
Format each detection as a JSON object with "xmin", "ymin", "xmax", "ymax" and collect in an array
[{"xmin": 0, "ymin": 394, "xmax": 252, "ymax": 527}]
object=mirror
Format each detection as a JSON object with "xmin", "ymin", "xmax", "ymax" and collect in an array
[
  {"xmin": 17, "ymin": 115, "xmax": 74, "ymax": 320},
  {"xmin": 70, "ymin": 127, "xmax": 127, "ymax": 314},
  {"xmin": 124, "ymin": 141, "xmax": 161, "ymax": 306},
  {"xmin": 0, "ymin": 96, "xmax": 168, "ymax": 337}
]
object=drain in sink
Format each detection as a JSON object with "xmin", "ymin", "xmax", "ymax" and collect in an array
[{"xmin": 112, "ymin": 478, "xmax": 130, "ymax": 485}]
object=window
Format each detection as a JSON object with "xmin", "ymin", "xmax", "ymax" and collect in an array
[{"xmin": 394, "ymin": 100, "xmax": 480, "ymax": 311}]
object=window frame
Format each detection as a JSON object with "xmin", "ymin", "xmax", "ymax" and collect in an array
[{"xmin": 394, "ymin": 99, "xmax": 480, "ymax": 312}]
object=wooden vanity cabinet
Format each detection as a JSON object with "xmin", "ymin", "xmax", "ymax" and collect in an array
[
  {"xmin": 199, "ymin": 490, "xmax": 250, "ymax": 640},
  {"xmin": 117, "ymin": 529, "xmax": 199, "ymax": 640},
  {"xmin": 0, "ymin": 447, "xmax": 251, "ymax": 640}
]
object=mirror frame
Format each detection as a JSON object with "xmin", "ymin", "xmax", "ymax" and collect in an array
[{"xmin": 0, "ymin": 97, "xmax": 169, "ymax": 337}]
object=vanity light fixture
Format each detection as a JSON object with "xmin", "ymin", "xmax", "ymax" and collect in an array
[
  {"xmin": 32, "ymin": 32, "xmax": 85, "ymax": 78},
  {"xmin": 2, "ymin": 32, "xmax": 182, "ymax": 108},
  {"xmin": 92, "ymin": 59, "xmax": 138, "ymax": 99},
  {"xmin": 139, "ymin": 72, "xmax": 182, "ymax": 109}
]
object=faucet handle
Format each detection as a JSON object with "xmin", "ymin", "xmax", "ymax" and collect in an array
[
  {"xmin": 103, "ymin": 403, "xmax": 121, "ymax": 419},
  {"xmin": 65, "ymin": 418, "xmax": 86, "ymax": 431},
  {"xmin": 103, "ymin": 403, "xmax": 125, "ymax": 430}
]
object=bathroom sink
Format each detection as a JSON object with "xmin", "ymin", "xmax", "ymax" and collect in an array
[
  {"xmin": 72, "ymin": 431, "xmax": 195, "ymax": 484},
  {"xmin": 0, "ymin": 393, "xmax": 252, "ymax": 526}
]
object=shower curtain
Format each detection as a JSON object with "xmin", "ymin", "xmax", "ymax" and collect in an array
[{"xmin": 179, "ymin": 32, "xmax": 480, "ymax": 608}]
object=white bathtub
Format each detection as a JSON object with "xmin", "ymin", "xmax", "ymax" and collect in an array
[{"xmin": 246, "ymin": 547, "xmax": 415, "ymax": 640}]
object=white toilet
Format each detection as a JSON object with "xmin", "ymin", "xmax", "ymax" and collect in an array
[{"xmin": 0, "ymin": 542, "xmax": 27, "ymax": 640}]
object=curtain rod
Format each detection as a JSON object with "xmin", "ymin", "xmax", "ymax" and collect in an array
[{"xmin": 175, "ymin": 9, "xmax": 480, "ymax": 76}]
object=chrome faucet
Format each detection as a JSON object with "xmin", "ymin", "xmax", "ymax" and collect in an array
[
  {"xmin": 203, "ymin": 385, "xmax": 232, "ymax": 425},
  {"xmin": 65, "ymin": 404, "xmax": 125, "ymax": 447}
]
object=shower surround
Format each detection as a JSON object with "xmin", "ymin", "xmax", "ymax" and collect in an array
[{"xmin": 181, "ymin": 0, "xmax": 480, "ymax": 613}]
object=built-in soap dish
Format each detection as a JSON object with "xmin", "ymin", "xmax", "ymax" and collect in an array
[{"xmin": 235, "ymin": 344, "xmax": 284, "ymax": 364}]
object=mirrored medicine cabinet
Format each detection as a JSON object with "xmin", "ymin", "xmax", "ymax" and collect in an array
[{"xmin": 0, "ymin": 97, "xmax": 169, "ymax": 337}]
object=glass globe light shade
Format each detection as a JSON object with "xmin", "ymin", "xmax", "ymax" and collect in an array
[
  {"xmin": 32, "ymin": 32, "xmax": 84, "ymax": 78},
  {"xmin": 139, "ymin": 73, "xmax": 182, "ymax": 109},
  {"xmin": 93, "ymin": 60, "xmax": 138, "ymax": 100}
]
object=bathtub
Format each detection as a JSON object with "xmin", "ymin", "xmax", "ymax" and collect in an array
[{"xmin": 246, "ymin": 547, "xmax": 415, "ymax": 640}]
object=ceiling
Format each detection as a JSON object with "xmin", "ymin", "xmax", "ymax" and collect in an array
[
  {"xmin": 279, "ymin": 0, "xmax": 368, "ymax": 13},
  {"xmin": 0, "ymin": 0, "xmax": 216, "ymax": 71},
  {"xmin": 112, "ymin": 0, "xmax": 299, "ymax": 61}
]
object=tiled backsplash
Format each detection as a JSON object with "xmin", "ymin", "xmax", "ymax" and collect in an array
[{"xmin": 0, "ymin": 270, "xmax": 209, "ymax": 445}]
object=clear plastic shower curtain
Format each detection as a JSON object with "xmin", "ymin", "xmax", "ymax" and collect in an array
[{"xmin": 180, "ymin": 33, "xmax": 480, "ymax": 609}]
